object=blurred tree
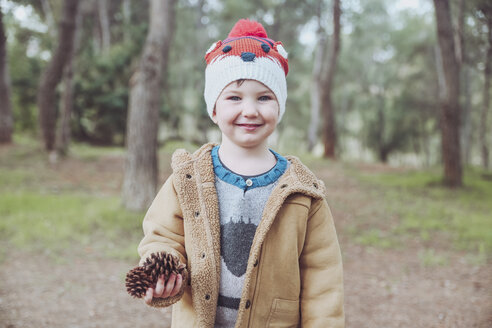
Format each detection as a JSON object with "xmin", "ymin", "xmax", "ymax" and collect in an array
[
  {"xmin": 433, "ymin": 0, "xmax": 462, "ymax": 186},
  {"xmin": 478, "ymin": 1, "xmax": 492, "ymax": 169},
  {"xmin": 3, "ymin": 1, "xmax": 54, "ymax": 135},
  {"xmin": 455, "ymin": 0, "xmax": 472, "ymax": 165},
  {"xmin": 97, "ymin": 0, "xmax": 111, "ymax": 54},
  {"xmin": 55, "ymin": 1, "xmax": 85, "ymax": 156},
  {"xmin": 0, "ymin": 8, "xmax": 13, "ymax": 143},
  {"xmin": 39, "ymin": 0, "xmax": 56, "ymax": 39},
  {"xmin": 122, "ymin": 0, "xmax": 177, "ymax": 211},
  {"xmin": 36, "ymin": 0, "xmax": 79, "ymax": 154},
  {"xmin": 3, "ymin": 0, "xmax": 488, "ymax": 169},
  {"xmin": 320, "ymin": 0, "xmax": 341, "ymax": 159},
  {"xmin": 71, "ymin": 0, "xmax": 147, "ymax": 145},
  {"xmin": 334, "ymin": 0, "xmax": 435, "ymax": 163},
  {"xmin": 308, "ymin": 3, "xmax": 325, "ymax": 151}
]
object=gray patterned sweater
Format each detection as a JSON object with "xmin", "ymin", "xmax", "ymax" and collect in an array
[{"xmin": 211, "ymin": 145, "xmax": 288, "ymax": 327}]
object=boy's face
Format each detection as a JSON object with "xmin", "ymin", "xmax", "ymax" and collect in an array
[{"xmin": 212, "ymin": 80, "xmax": 279, "ymax": 150}]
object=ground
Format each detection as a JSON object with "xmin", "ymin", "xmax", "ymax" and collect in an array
[{"xmin": 0, "ymin": 147, "xmax": 490, "ymax": 327}]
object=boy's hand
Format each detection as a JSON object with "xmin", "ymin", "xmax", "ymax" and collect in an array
[{"xmin": 144, "ymin": 273, "xmax": 183, "ymax": 305}]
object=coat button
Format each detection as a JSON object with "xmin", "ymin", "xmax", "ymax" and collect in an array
[
  {"xmin": 205, "ymin": 294, "xmax": 210, "ymax": 300},
  {"xmin": 280, "ymin": 184, "xmax": 288, "ymax": 188},
  {"xmin": 245, "ymin": 179, "xmax": 253, "ymax": 187},
  {"xmin": 201, "ymin": 252, "xmax": 206, "ymax": 259},
  {"xmin": 253, "ymin": 259, "xmax": 259, "ymax": 267},
  {"xmin": 245, "ymin": 300, "xmax": 251, "ymax": 309},
  {"xmin": 186, "ymin": 174, "xmax": 192, "ymax": 179}
]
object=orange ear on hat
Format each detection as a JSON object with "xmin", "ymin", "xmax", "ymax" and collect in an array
[
  {"xmin": 205, "ymin": 40, "xmax": 222, "ymax": 61},
  {"xmin": 274, "ymin": 42, "xmax": 288, "ymax": 60}
]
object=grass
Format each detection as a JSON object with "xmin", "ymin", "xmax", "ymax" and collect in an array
[
  {"xmin": 1, "ymin": 138, "xmax": 491, "ymax": 264},
  {"xmin": 418, "ymin": 248, "xmax": 449, "ymax": 267},
  {"xmin": 0, "ymin": 190, "xmax": 142, "ymax": 256},
  {"xmin": 349, "ymin": 165, "xmax": 492, "ymax": 258},
  {"xmin": 0, "ymin": 138, "xmax": 209, "ymax": 261},
  {"xmin": 0, "ymin": 138, "xmax": 143, "ymax": 260}
]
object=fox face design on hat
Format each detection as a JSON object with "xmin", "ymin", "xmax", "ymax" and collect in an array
[{"xmin": 204, "ymin": 19, "xmax": 289, "ymax": 121}]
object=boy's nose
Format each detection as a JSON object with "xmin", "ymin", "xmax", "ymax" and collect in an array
[{"xmin": 241, "ymin": 100, "xmax": 259, "ymax": 117}]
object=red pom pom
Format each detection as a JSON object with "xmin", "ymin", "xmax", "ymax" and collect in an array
[{"xmin": 228, "ymin": 19, "xmax": 268, "ymax": 38}]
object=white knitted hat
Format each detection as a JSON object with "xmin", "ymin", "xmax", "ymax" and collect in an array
[{"xmin": 204, "ymin": 19, "xmax": 289, "ymax": 121}]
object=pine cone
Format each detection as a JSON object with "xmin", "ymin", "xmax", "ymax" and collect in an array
[
  {"xmin": 125, "ymin": 251, "xmax": 187, "ymax": 299},
  {"xmin": 125, "ymin": 266, "xmax": 153, "ymax": 298},
  {"xmin": 143, "ymin": 251, "xmax": 187, "ymax": 283}
]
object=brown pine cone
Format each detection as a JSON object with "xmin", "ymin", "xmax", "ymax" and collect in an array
[
  {"xmin": 125, "ymin": 266, "xmax": 153, "ymax": 298},
  {"xmin": 143, "ymin": 251, "xmax": 187, "ymax": 283},
  {"xmin": 125, "ymin": 251, "xmax": 187, "ymax": 299}
]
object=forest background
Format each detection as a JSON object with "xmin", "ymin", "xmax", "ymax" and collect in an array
[{"xmin": 0, "ymin": 0, "xmax": 491, "ymax": 327}]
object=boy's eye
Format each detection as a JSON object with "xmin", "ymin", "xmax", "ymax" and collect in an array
[
  {"xmin": 228, "ymin": 96, "xmax": 241, "ymax": 101},
  {"xmin": 258, "ymin": 95, "xmax": 273, "ymax": 101}
]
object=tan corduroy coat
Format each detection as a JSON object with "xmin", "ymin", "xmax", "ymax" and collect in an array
[{"xmin": 137, "ymin": 143, "xmax": 344, "ymax": 328}]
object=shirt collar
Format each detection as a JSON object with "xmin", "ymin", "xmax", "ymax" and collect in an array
[{"xmin": 211, "ymin": 145, "xmax": 288, "ymax": 190}]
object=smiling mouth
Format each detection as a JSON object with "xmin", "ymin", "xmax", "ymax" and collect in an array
[
  {"xmin": 236, "ymin": 123, "xmax": 263, "ymax": 127},
  {"xmin": 236, "ymin": 123, "xmax": 263, "ymax": 131}
]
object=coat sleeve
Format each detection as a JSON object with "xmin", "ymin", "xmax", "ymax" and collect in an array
[
  {"xmin": 299, "ymin": 198, "xmax": 344, "ymax": 327},
  {"xmin": 137, "ymin": 174, "xmax": 188, "ymax": 307}
]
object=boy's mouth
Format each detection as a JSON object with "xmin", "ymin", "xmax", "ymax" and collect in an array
[
  {"xmin": 236, "ymin": 123, "xmax": 262, "ymax": 127},
  {"xmin": 236, "ymin": 123, "xmax": 263, "ymax": 131}
]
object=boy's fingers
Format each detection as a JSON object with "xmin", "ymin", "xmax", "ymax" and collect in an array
[
  {"xmin": 170, "ymin": 274, "xmax": 183, "ymax": 297},
  {"xmin": 162, "ymin": 273, "xmax": 176, "ymax": 298},
  {"xmin": 144, "ymin": 288, "xmax": 153, "ymax": 304},
  {"xmin": 154, "ymin": 275, "xmax": 165, "ymax": 297}
]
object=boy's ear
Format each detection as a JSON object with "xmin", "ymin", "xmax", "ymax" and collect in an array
[{"xmin": 211, "ymin": 108, "xmax": 218, "ymax": 124}]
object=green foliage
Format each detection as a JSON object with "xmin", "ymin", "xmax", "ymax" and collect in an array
[
  {"xmin": 73, "ymin": 42, "xmax": 137, "ymax": 145},
  {"xmin": 352, "ymin": 166, "xmax": 492, "ymax": 256},
  {"xmin": 3, "ymin": 0, "xmax": 491, "ymax": 170},
  {"xmin": 71, "ymin": 5, "xmax": 148, "ymax": 145},
  {"xmin": 0, "ymin": 138, "xmax": 143, "ymax": 259},
  {"xmin": 4, "ymin": 8, "xmax": 48, "ymax": 134},
  {"xmin": 336, "ymin": 0, "xmax": 438, "ymax": 162},
  {"xmin": 0, "ymin": 191, "xmax": 142, "ymax": 255}
]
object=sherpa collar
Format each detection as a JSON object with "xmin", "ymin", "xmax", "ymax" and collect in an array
[
  {"xmin": 171, "ymin": 143, "xmax": 327, "ymax": 200},
  {"xmin": 210, "ymin": 145, "xmax": 288, "ymax": 190}
]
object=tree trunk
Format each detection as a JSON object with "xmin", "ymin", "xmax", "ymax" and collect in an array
[
  {"xmin": 456, "ymin": 0, "xmax": 472, "ymax": 166},
  {"xmin": 376, "ymin": 93, "xmax": 387, "ymax": 163},
  {"xmin": 308, "ymin": 6, "xmax": 326, "ymax": 152},
  {"xmin": 320, "ymin": 0, "xmax": 341, "ymax": 159},
  {"xmin": 98, "ymin": 0, "xmax": 111, "ymax": 53},
  {"xmin": 41, "ymin": 0, "xmax": 57, "ymax": 39},
  {"xmin": 122, "ymin": 0, "xmax": 131, "ymax": 42},
  {"xmin": 480, "ymin": 15, "xmax": 492, "ymax": 170},
  {"xmin": 56, "ymin": 6, "xmax": 83, "ymax": 156},
  {"xmin": 462, "ymin": 64, "xmax": 473, "ymax": 165},
  {"xmin": 37, "ymin": 0, "xmax": 79, "ymax": 152},
  {"xmin": 122, "ymin": 0, "xmax": 176, "ymax": 211},
  {"xmin": 433, "ymin": 0, "xmax": 462, "ymax": 187},
  {"xmin": 0, "ymin": 9, "xmax": 13, "ymax": 144}
]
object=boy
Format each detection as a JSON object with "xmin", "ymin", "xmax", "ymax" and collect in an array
[{"xmin": 136, "ymin": 19, "xmax": 344, "ymax": 327}]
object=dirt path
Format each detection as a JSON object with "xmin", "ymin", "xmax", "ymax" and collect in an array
[
  {"xmin": 0, "ymin": 154, "xmax": 490, "ymax": 327},
  {"xmin": 0, "ymin": 251, "xmax": 172, "ymax": 328},
  {"xmin": 0, "ymin": 248, "xmax": 489, "ymax": 328}
]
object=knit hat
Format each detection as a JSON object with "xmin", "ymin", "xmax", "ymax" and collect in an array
[{"xmin": 204, "ymin": 19, "xmax": 289, "ymax": 121}]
